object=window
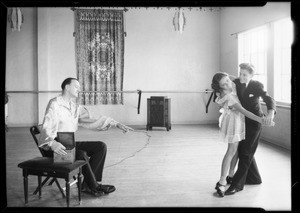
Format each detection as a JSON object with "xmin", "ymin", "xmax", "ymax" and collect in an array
[
  {"xmin": 238, "ymin": 18, "xmax": 293, "ymax": 105},
  {"xmin": 274, "ymin": 18, "xmax": 293, "ymax": 103},
  {"xmin": 238, "ymin": 25, "xmax": 268, "ymax": 88}
]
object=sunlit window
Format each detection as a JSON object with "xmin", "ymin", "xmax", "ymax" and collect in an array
[
  {"xmin": 238, "ymin": 25, "xmax": 268, "ymax": 88},
  {"xmin": 274, "ymin": 18, "xmax": 293, "ymax": 103},
  {"xmin": 237, "ymin": 18, "xmax": 292, "ymax": 106}
]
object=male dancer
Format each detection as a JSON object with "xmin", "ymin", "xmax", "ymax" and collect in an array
[{"xmin": 225, "ymin": 63, "xmax": 276, "ymax": 195}]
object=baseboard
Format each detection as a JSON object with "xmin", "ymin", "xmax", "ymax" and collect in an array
[
  {"xmin": 7, "ymin": 121, "xmax": 219, "ymax": 128},
  {"xmin": 122, "ymin": 120, "xmax": 219, "ymax": 126},
  {"xmin": 172, "ymin": 120, "xmax": 219, "ymax": 125},
  {"xmin": 6, "ymin": 123, "xmax": 38, "ymax": 128},
  {"xmin": 260, "ymin": 136, "xmax": 291, "ymax": 151}
]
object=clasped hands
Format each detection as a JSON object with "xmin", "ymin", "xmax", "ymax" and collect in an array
[
  {"xmin": 262, "ymin": 116, "xmax": 275, "ymax": 126},
  {"xmin": 228, "ymin": 106, "xmax": 275, "ymax": 126}
]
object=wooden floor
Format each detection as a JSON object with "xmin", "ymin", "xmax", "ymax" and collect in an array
[{"xmin": 5, "ymin": 124, "xmax": 291, "ymax": 210}]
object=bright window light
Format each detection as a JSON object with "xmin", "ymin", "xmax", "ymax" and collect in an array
[
  {"xmin": 274, "ymin": 18, "xmax": 293, "ymax": 103},
  {"xmin": 238, "ymin": 25, "xmax": 268, "ymax": 88}
]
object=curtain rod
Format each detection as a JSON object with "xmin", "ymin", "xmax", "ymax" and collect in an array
[
  {"xmin": 71, "ymin": 7, "xmax": 222, "ymax": 12},
  {"xmin": 71, "ymin": 7, "xmax": 128, "ymax": 12},
  {"xmin": 6, "ymin": 90, "xmax": 213, "ymax": 94},
  {"xmin": 230, "ymin": 16, "xmax": 290, "ymax": 36}
]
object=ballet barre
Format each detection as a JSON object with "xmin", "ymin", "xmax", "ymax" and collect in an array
[{"xmin": 6, "ymin": 89, "xmax": 215, "ymax": 114}]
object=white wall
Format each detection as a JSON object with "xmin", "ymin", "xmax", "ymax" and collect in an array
[
  {"xmin": 6, "ymin": 8, "xmax": 38, "ymax": 126},
  {"xmin": 220, "ymin": 2, "xmax": 291, "ymax": 76},
  {"xmin": 37, "ymin": 8, "xmax": 77, "ymax": 121},
  {"xmin": 261, "ymin": 105, "xmax": 291, "ymax": 150},
  {"xmin": 6, "ymin": 5, "xmax": 291, "ymax": 150},
  {"xmin": 6, "ymin": 7, "xmax": 221, "ymax": 126},
  {"xmin": 219, "ymin": 2, "xmax": 291, "ymax": 149}
]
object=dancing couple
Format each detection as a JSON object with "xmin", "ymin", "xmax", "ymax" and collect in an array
[{"xmin": 211, "ymin": 63, "xmax": 276, "ymax": 197}]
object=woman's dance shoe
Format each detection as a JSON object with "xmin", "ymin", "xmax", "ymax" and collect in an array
[{"xmin": 215, "ymin": 182, "xmax": 226, "ymax": 197}]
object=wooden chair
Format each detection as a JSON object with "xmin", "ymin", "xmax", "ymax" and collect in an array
[
  {"xmin": 17, "ymin": 125, "xmax": 87, "ymax": 207},
  {"xmin": 29, "ymin": 125, "xmax": 65, "ymax": 197}
]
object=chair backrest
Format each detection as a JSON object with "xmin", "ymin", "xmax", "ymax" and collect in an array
[{"xmin": 30, "ymin": 125, "xmax": 52, "ymax": 157}]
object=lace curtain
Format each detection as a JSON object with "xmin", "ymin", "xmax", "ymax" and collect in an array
[{"xmin": 75, "ymin": 9, "xmax": 125, "ymax": 105}]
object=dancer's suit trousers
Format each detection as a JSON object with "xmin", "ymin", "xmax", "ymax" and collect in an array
[{"xmin": 232, "ymin": 118, "xmax": 262, "ymax": 189}]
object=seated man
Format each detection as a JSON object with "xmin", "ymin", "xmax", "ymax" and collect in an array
[{"xmin": 38, "ymin": 77, "xmax": 133, "ymax": 197}]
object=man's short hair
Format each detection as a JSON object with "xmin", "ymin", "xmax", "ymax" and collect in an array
[
  {"xmin": 61, "ymin": 78, "xmax": 78, "ymax": 90},
  {"xmin": 239, "ymin": 63, "xmax": 255, "ymax": 75}
]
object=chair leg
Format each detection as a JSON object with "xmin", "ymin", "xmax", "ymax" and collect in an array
[
  {"xmin": 38, "ymin": 176, "xmax": 42, "ymax": 198},
  {"xmin": 48, "ymin": 178, "xmax": 55, "ymax": 185},
  {"xmin": 65, "ymin": 178, "xmax": 70, "ymax": 207},
  {"xmin": 33, "ymin": 176, "xmax": 50, "ymax": 195},
  {"xmin": 23, "ymin": 174, "xmax": 28, "ymax": 205},
  {"xmin": 77, "ymin": 169, "xmax": 82, "ymax": 205},
  {"xmin": 54, "ymin": 178, "xmax": 66, "ymax": 198}
]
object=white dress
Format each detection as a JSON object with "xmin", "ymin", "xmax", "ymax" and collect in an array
[{"xmin": 215, "ymin": 83, "xmax": 245, "ymax": 143}]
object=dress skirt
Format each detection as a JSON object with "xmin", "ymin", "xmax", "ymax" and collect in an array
[{"xmin": 219, "ymin": 108, "xmax": 245, "ymax": 143}]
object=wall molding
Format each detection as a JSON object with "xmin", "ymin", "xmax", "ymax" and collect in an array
[{"xmin": 260, "ymin": 136, "xmax": 290, "ymax": 151}]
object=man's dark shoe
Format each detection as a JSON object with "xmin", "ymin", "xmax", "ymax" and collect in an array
[
  {"xmin": 226, "ymin": 176, "xmax": 233, "ymax": 184},
  {"xmin": 81, "ymin": 182, "xmax": 104, "ymax": 197},
  {"xmin": 224, "ymin": 186, "xmax": 243, "ymax": 195},
  {"xmin": 96, "ymin": 184, "xmax": 116, "ymax": 194},
  {"xmin": 90, "ymin": 189, "xmax": 104, "ymax": 197},
  {"xmin": 82, "ymin": 187, "xmax": 104, "ymax": 197}
]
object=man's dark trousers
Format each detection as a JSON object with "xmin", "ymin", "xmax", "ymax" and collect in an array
[{"xmin": 231, "ymin": 118, "xmax": 262, "ymax": 190}]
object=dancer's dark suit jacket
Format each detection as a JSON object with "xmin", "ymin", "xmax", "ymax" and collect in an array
[{"xmin": 232, "ymin": 78, "xmax": 276, "ymax": 189}]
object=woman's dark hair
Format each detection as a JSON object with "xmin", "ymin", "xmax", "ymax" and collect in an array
[
  {"xmin": 211, "ymin": 72, "xmax": 228, "ymax": 93},
  {"xmin": 61, "ymin": 77, "xmax": 78, "ymax": 91}
]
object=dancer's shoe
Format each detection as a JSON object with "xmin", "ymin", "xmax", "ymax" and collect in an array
[
  {"xmin": 226, "ymin": 176, "xmax": 233, "ymax": 184},
  {"xmin": 224, "ymin": 185, "xmax": 243, "ymax": 195},
  {"xmin": 215, "ymin": 182, "xmax": 226, "ymax": 197}
]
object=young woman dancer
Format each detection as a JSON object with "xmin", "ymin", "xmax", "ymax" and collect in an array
[{"xmin": 211, "ymin": 72, "xmax": 273, "ymax": 197}]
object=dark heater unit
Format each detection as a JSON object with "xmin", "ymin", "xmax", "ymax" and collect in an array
[{"xmin": 147, "ymin": 96, "xmax": 171, "ymax": 131}]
